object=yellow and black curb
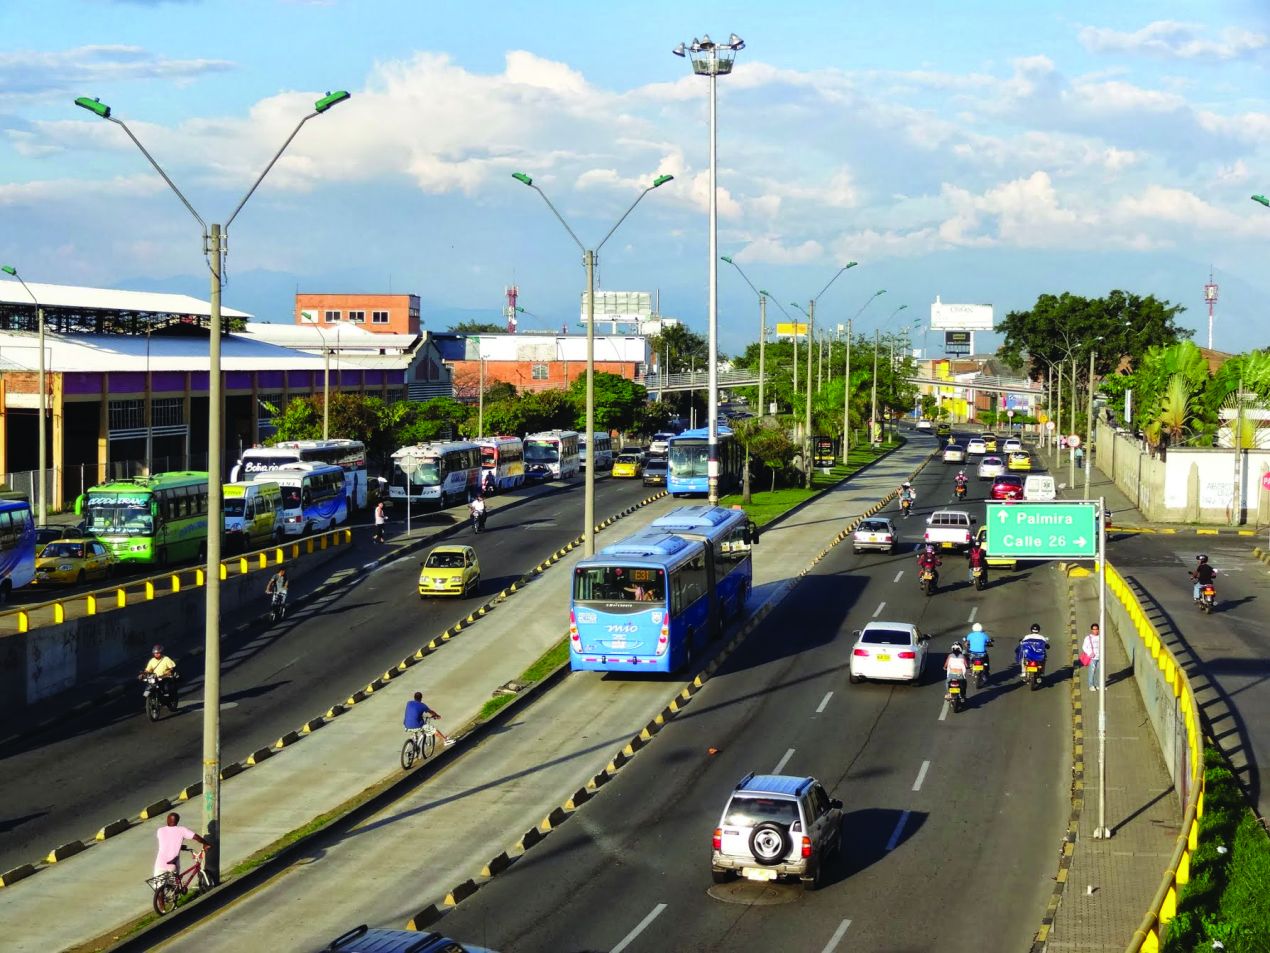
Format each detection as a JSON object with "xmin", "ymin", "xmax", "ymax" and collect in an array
[
  {"xmin": 405, "ymin": 455, "xmax": 934, "ymax": 932},
  {"xmin": 1252, "ymin": 546, "xmax": 1270, "ymax": 566},
  {"xmin": 0, "ymin": 490, "xmax": 669, "ymax": 891},
  {"xmin": 1031, "ymin": 571, "xmax": 1084, "ymax": 952},
  {"xmin": 1114, "ymin": 525, "xmax": 1258, "ymax": 537}
]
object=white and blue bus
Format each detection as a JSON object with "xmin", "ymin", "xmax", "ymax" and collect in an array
[
  {"xmin": 0, "ymin": 499, "xmax": 36, "ymax": 602},
  {"xmin": 579, "ymin": 431, "xmax": 613, "ymax": 472},
  {"xmin": 233, "ymin": 439, "xmax": 368, "ymax": 510},
  {"xmin": 257, "ymin": 463, "xmax": 348, "ymax": 536},
  {"xmin": 475, "ymin": 436, "xmax": 525, "ymax": 493},
  {"xmin": 524, "ymin": 430, "xmax": 580, "ymax": 481},
  {"xmin": 667, "ymin": 426, "xmax": 742, "ymax": 497},
  {"xmin": 650, "ymin": 505, "xmax": 757, "ymax": 621},
  {"xmin": 389, "ymin": 441, "xmax": 482, "ymax": 509},
  {"xmin": 570, "ymin": 530, "xmax": 714, "ymax": 673}
]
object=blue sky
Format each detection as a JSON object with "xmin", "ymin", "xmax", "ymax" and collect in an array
[{"xmin": 2, "ymin": 0, "xmax": 1268, "ymax": 356}]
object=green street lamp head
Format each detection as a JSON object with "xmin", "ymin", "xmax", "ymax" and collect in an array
[
  {"xmin": 844, "ymin": 261, "xmax": 858, "ymax": 269},
  {"xmin": 877, "ymin": 290, "xmax": 888, "ymax": 297},
  {"xmin": 759, "ymin": 289, "xmax": 769, "ymax": 297},
  {"xmin": 1253, "ymin": 194, "xmax": 1270, "ymax": 208},
  {"xmin": 1, "ymin": 266, "xmax": 16, "ymax": 277},
  {"xmin": 652, "ymin": 174, "xmax": 674, "ymax": 188},
  {"xmin": 720, "ymin": 255, "xmax": 734, "ymax": 264},
  {"xmin": 74, "ymin": 96, "xmax": 111, "ymax": 119},
  {"xmin": 314, "ymin": 91, "xmax": 350, "ymax": 113},
  {"xmin": 512, "ymin": 172, "xmax": 533, "ymax": 187}
]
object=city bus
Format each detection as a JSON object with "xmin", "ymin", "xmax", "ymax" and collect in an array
[
  {"xmin": 569, "ymin": 529, "xmax": 714, "ymax": 673},
  {"xmin": 388, "ymin": 441, "xmax": 482, "ymax": 509},
  {"xmin": 76, "ymin": 471, "xmax": 210, "ymax": 566},
  {"xmin": 524, "ymin": 430, "xmax": 580, "ymax": 481},
  {"xmin": 579, "ymin": 432, "xmax": 614, "ymax": 472},
  {"xmin": 474, "ymin": 436, "xmax": 525, "ymax": 493},
  {"xmin": 223, "ymin": 480, "xmax": 283, "ymax": 551},
  {"xmin": 666, "ymin": 426, "xmax": 742, "ymax": 497},
  {"xmin": 650, "ymin": 505, "xmax": 758, "ymax": 621},
  {"xmin": 232, "ymin": 438, "xmax": 368, "ymax": 510},
  {"xmin": 257, "ymin": 463, "xmax": 348, "ymax": 536},
  {"xmin": 0, "ymin": 499, "xmax": 36, "ymax": 602}
]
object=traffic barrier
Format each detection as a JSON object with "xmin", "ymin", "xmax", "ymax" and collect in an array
[
  {"xmin": 96, "ymin": 818, "xmax": 132, "ymax": 841},
  {"xmin": 0, "ymin": 863, "xmax": 36, "ymax": 887},
  {"xmin": 45, "ymin": 841, "xmax": 88, "ymax": 863}
]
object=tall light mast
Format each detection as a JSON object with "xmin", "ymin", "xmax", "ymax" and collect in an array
[
  {"xmin": 1204, "ymin": 271, "xmax": 1219, "ymax": 350},
  {"xmin": 505, "ymin": 285, "xmax": 519, "ymax": 334}
]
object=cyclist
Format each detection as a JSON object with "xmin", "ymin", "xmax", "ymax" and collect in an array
[
  {"xmin": 469, "ymin": 493, "xmax": 488, "ymax": 532},
  {"xmin": 963, "ymin": 621, "xmax": 993, "ymax": 671},
  {"xmin": 265, "ymin": 566, "xmax": 289, "ymax": 612},
  {"xmin": 140, "ymin": 644, "xmax": 178, "ymax": 709},
  {"xmin": 1189, "ymin": 554, "xmax": 1217, "ymax": 603},
  {"xmin": 403, "ymin": 691, "xmax": 454, "ymax": 747},
  {"xmin": 1016, "ymin": 623, "xmax": 1050, "ymax": 680},
  {"xmin": 153, "ymin": 812, "xmax": 209, "ymax": 880}
]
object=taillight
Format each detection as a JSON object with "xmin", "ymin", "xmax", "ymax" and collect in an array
[
  {"xmin": 569, "ymin": 610, "xmax": 580, "ymax": 646},
  {"xmin": 656, "ymin": 616, "xmax": 669, "ymax": 656},
  {"xmin": 853, "ymin": 648, "xmax": 869, "ymax": 657},
  {"xmin": 713, "ymin": 828, "xmax": 722, "ymax": 851},
  {"xmin": 898, "ymin": 651, "xmax": 916, "ymax": 659},
  {"xmin": 801, "ymin": 836, "xmax": 812, "ymax": 858},
  {"xmin": 923, "ymin": 532, "xmax": 930, "ymax": 541}
]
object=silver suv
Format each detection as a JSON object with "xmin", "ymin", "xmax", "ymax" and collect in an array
[{"xmin": 711, "ymin": 773, "xmax": 843, "ymax": 889}]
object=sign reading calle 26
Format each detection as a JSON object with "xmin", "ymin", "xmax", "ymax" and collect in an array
[{"xmin": 984, "ymin": 502, "xmax": 1099, "ymax": 559}]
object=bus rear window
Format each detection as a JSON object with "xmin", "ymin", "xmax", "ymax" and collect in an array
[{"xmin": 574, "ymin": 566, "xmax": 665, "ymax": 603}]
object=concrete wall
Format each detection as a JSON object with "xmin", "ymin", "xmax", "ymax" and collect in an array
[{"xmin": 0, "ymin": 541, "xmax": 346, "ymax": 717}]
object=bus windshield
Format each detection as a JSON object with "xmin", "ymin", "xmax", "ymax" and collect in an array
[
  {"xmin": 84, "ymin": 493, "xmax": 153, "ymax": 536},
  {"xmin": 669, "ymin": 443, "xmax": 709, "ymax": 477},
  {"xmin": 481, "ymin": 447, "xmax": 497, "ymax": 467},
  {"xmin": 524, "ymin": 440, "xmax": 559, "ymax": 464},
  {"xmin": 574, "ymin": 565, "xmax": 665, "ymax": 604},
  {"xmin": 223, "ymin": 499, "xmax": 246, "ymax": 517}
]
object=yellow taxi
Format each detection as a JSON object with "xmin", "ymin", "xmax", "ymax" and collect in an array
[
  {"xmin": 975, "ymin": 526, "xmax": 1017, "ymax": 570},
  {"xmin": 612, "ymin": 453, "xmax": 643, "ymax": 479},
  {"xmin": 418, "ymin": 544, "xmax": 480, "ymax": 598},
  {"xmin": 981, "ymin": 433, "xmax": 998, "ymax": 453},
  {"xmin": 1007, "ymin": 451, "xmax": 1032, "ymax": 472},
  {"xmin": 34, "ymin": 537, "xmax": 118, "ymax": 586}
]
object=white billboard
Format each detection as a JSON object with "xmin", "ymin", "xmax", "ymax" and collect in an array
[
  {"xmin": 580, "ymin": 290, "xmax": 652, "ymax": 325},
  {"xmin": 930, "ymin": 297, "xmax": 994, "ymax": 331}
]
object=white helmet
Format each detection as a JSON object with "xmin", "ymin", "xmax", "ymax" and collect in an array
[{"xmin": 972, "ymin": 622, "xmax": 983, "ymax": 632}]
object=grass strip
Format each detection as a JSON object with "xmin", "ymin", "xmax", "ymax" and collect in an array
[
  {"xmin": 1164, "ymin": 746, "xmax": 1270, "ymax": 952},
  {"xmin": 477, "ymin": 637, "xmax": 570, "ymax": 721}
]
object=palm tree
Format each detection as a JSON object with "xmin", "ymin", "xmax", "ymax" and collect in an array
[{"xmin": 1149, "ymin": 372, "xmax": 1197, "ymax": 453}]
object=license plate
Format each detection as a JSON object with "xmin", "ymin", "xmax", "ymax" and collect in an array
[
  {"xmin": 1026, "ymin": 663, "xmax": 1039, "ymax": 671},
  {"xmin": 972, "ymin": 662, "xmax": 984, "ymax": 671},
  {"xmin": 608, "ymin": 639, "xmax": 630, "ymax": 650},
  {"xmin": 949, "ymin": 685, "xmax": 961, "ymax": 694},
  {"xmin": 876, "ymin": 654, "xmax": 891, "ymax": 662},
  {"xmin": 433, "ymin": 580, "xmax": 445, "ymax": 589},
  {"xmin": 742, "ymin": 867, "xmax": 777, "ymax": 882}
]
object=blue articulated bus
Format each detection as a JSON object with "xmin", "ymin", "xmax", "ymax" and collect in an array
[
  {"xmin": 666, "ymin": 426, "xmax": 742, "ymax": 497},
  {"xmin": 650, "ymin": 505, "xmax": 758, "ymax": 621},
  {"xmin": 0, "ymin": 499, "xmax": 36, "ymax": 601},
  {"xmin": 570, "ymin": 531, "xmax": 713, "ymax": 673}
]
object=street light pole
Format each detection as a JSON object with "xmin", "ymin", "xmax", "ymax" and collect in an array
[
  {"xmin": 792, "ymin": 263, "xmax": 858, "ymax": 487},
  {"xmin": 512, "ymin": 171, "xmax": 672, "ymax": 553},
  {"xmin": 1084, "ymin": 349, "xmax": 1097, "ymax": 499},
  {"xmin": 871, "ymin": 329, "xmax": 880, "ymax": 446},
  {"xmin": 841, "ymin": 319, "xmax": 852, "ymax": 464},
  {"xmin": 76, "ymin": 89, "xmax": 350, "ymax": 884},
  {"xmin": 676, "ymin": 33, "xmax": 743, "ymax": 506},
  {"xmin": 1, "ymin": 268, "xmax": 47, "ymax": 526}
]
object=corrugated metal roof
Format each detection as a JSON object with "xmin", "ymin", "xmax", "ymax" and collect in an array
[
  {"xmin": 0, "ymin": 331, "xmax": 322, "ymax": 372},
  {"xmin": 239, "ymin": 323, "xmax": 420, "ymax": 352},
  {"xmin": 0, "ymin": 279, "xmax": 251, "ymax": 319}
]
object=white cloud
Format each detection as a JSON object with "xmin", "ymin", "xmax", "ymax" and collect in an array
[
  {"xmin": 0, "ymin": 45, "xmax": 233, "ymax": 104},
  {"xmin": 0, "ymin": 174, "xmax": 163, "ymax": 206},
  {"xmin": 733, "ymin": 237, "xmax": 824, "ymax": 265},
  {"xmin": 1079, "ymin": 21, "xmax": 1268, "ymax": 61}
]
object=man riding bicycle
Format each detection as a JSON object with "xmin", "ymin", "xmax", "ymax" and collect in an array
[
  {"xmin": 404, "ymin": 691, "xmax": 454, "ymax": 747},
  {"xmin": 265, "ymin": 567, "xmax": 288, "ymax": 604}
]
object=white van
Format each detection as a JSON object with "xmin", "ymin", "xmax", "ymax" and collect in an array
[
  {"xmin": 223, "ymin": 481, "xmax": 283, "ymax": 550},
  {"xmin": 1023, "ymin": 475, "xmax": 1057, "ymax": 502}
]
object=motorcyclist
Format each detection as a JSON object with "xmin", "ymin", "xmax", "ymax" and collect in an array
[
  {"xmin": 482, "ymin": 471, "xmax": 496, "ymax": 496},
  {"xmin": 967, "ymin": 540, "xmax": 987, "ymax": 583},
  {"xmin": 963, "ymin": 621, "xmax": 993, "ymax": 670},
  {"xmin": 917, "ymin": 543, "xmax": 942, "ymax": 588},
  {"xmin": 140, "ymin": 644, "xmax": 178, "ymax": 707},
  {"xmin": 1189, "ymin": 554, "xmax": 1217, "ymax": 603},
  {"xmin": 899, "ymin": 481, "xmax": 917, "ymax": 517},
  {"xmin": 954, "ymin": 470, "xmax": 968, "ymax": 488},
  {"xmin": 943, "ymin": 644, "xmax": 968, "ymax": 695},
  {"xmin": 1016, "ymin": 623, "xmax": 1050, "ymax": 680},
  {"xmin": 469, "ymin": 493, "xmax": 487, "ymax": 531}
]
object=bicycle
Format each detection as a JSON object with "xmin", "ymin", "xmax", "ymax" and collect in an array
[
  {"xmin": 400, "ymin": 717, "xmax": 438, "ymax": 770},
  {"xmin": 146, "ymin": 845, "xmax": 212, "ymax": 915}
]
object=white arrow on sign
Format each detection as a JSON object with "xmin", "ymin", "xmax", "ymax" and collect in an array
[
  {"xmin": 1074, "ymin": 536, "xmax": 1088, "ymax": 548},
  {"xmin": 996, "ymin": 509, "xmax": 1010, "ymax": 523}
]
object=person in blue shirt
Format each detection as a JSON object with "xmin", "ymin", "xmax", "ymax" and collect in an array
[
  {"xmin": 403, "ymin": 691, "xmax": 454, "ymax": 747},
  {"xmin": 964, "ymin": 622, "xmax": 993, "ymax": 671},
  {"xmin": 1016, "ymin": 623, "xmax": 1050, "ymax": 682}
]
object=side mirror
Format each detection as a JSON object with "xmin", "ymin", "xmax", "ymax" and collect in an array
[
  {"xmin": 151, "ymin": 501, "xmax": 160, "ymax": 517},
  {"xmin": 852, "ymin": 629, "xmax": 861, "ymax": 639},
  {"xmin": 830, "ymin": 798, "xmax": 843, "ymax": 810},
  {"xmin": 970, "ymin": 516, "xmax": 977, "ymax": 524},
  {"xmin": 919, "ymin": 633, "xmax": 930, "ymax": 642},
  {"xmin": 74, "ymin": 494, "xmax": 84, "ymax": 517}
]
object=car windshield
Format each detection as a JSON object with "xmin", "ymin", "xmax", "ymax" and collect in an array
[
  {"xmin": 858, "ymin": 520, "xmax": 890, "ymax": 533},
  {"xmin": 425, "ymin": 552, "xmax": 465, "ymax": 569},
  {"xmin": 725, "ymin": 796, "xmax": 800, "ymax": 827},
  {"xmin": 83, "ymin": 493, "xmax": 152, "ymax": 537},
  {"xmin": 573, "ymin": 565, "xmax": 666, "ymax": 604},
  {"xmin": 617, "ymin": 455, "xmax": 639, "ymax": 464},
  {"xmin": 645, "ymin": 461, "xmax": 667, "ymax": 473},
  {"xmin": 983, "ymin": 457, "xmax": 1002, "ymax": 465},
  {"xmin": 862, "ymin": 629, "xmax": 913, "ymax": 646},
  {"xmin": 41, "ymin": 542, "xmax": 85, "ymax": 559}
]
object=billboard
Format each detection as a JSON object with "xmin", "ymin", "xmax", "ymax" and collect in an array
[
  {"xmin": 580, "ymin": 290, "xmax": 652, "ymax": 325},
  {"xmin": 775, "ymin": 322, "xmax": 808, "ymax": 338},
  {"xmin": 930, "ymin": 297, "xmax": 994, "ymax": 331},
  {"xmin": 944, "ymin": 330, "xmax": 972, "ymax": 355}
]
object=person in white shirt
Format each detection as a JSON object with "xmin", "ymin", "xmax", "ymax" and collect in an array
[
  {"xmin": 1081, "ymin": 623, "xmax": 1102, "ymax": 691},
  {"xmin": 943, "ymin": 644, "xmax": 968, "ymax": 696}
]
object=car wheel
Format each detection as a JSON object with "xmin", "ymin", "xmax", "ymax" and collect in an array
[
  {"xmin": 852, "ymin": 548, "xmax": 861, "ymax": 555},
  {"xmin": 849, "ymin": 671, "xmax": 863, "ymax": 684},
  {"xmin": 804, "ymin": 860, "xmax": 824, "ymax": 891},
  {"xmin": 749, "ymin": 822, "xmax": 791, "ymax": 867}
]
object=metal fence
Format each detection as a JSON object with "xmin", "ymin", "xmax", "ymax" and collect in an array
[{"xmin": 3, "ymin": 455, "xmax": 212, "ymax": 511}]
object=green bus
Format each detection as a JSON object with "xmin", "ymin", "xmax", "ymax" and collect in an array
[{"xmin": 76, "ymin": 471, "xmax": 211, "ymax": 566}]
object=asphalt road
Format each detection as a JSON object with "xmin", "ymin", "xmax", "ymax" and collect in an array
[
  {"xmin": 0, "ymin": 476, "xmax": 654, "ymax": 872},
  {"xmin": 401, "ymin": 442, "xmax": 1071, "ymax": 953}
]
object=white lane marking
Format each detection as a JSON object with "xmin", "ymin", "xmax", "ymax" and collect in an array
[
  {"xmin": 967, "ymin": 606, "xmax": 978, "ymax": 624},
  {"xmin": 912, "ymin": 760, "xmax": 931, "ymax": 792},
  {"xmin": 893, "ymin": 570, "xmax": 904, "ymax": 583},
  {"xmin": 611, "ymin": 903, "xmax": 668, "ymax": 953},
  {"xmin": 816, "ymin": 691, "xmax": 834, "ymax": 714},
  {"xmin": 820, "ymin": 919, "xmax": 853, "ymax": 953},
  {"xmin": 773, "ymin": 747, "xmax": 796, "ymax": 774},
  {"xmin": 938, "ymin": 700, "xmax": 949, "ymax": 721},
  {"xmin": 885, "ymin": 810, "xmax": 911, "ymax": 851},
  {"xmin": 872, "ymin": 602, "xmax": 886, "ymax": 618}
]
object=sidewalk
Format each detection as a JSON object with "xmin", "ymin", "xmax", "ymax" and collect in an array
[{"xmin": 0, "ymin": 441, "xmax": 935, "ymax": 953}]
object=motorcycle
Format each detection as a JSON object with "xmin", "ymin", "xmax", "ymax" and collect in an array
[
  {"xmin": 269, "ymin": 589, "xmax": 287, "ymax": 624},
  {"xmin": 971, "ymin": 564, "xmax": 987, "ymax": 591},
  {"xmin": 471, "ymin": 507, "xmax": 488, "ymax": 534},
  {"xmin": 141, "ymin": 673, "xmax": 178, "ymax": 721},
  {"xmin": 900, "ymin": 497, "xmax": 913, "ymax": 518},
  {"xmin": 946, "ymin": 675, "xmax": 967, "ymax": 713},
  {"xmin": 1197, "ymin": 583, "xmax": 1216, "ymax": 614},
  {"xmin": 1023, "ymin": 657, "xmax": 1045, "ymax": 691},
  {"xmin": 969, "ymin": 651, "xmax": 990, "ymax": 689},
  {"xmin": 954, "ymin": 483, "xmax": 967, "ymax": 501},
  {"xmin": 919, "ymin": 567, "xmax": 938, "ymax": 596}
]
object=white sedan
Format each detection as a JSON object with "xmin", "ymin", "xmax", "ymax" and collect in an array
[
  {"xmin": 849, "ymin": 622, "xmax": 928, "ymax": 684},
  {"xmin": 853, "ymin": 517, "xmax": 897, "ymax": 554},
  {"xmin": 1002, "ymin": 437, "xmax": 1023, "ymax": 452},
  {"xmin": 966, "ymin": 438, "xmax": 987, "ymax": 456},
  {"xmin": 977, "ymin": 455, "xmax": 1006, "ymax": 480},
  {"xmin": 943, "ymin": 444, "xmax": 966, "ymax": 464}
]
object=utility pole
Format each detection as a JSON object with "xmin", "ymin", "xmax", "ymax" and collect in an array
[
  {"xmin": 804, "ymin": 301, "xmax": 815, "ymax": 488},
  {"xmin": 841, "ymin": 319, "xmax": 852, "ymax": 464},
  {"xmin": 1069, "ymin": 359, "xmax": 1078, "ymax": 490},
  {"xmin": 870, "ymin": 329, "xmax": 880, "ymax": 447},
  {"xmin": 1084, "ymin": 349, "xmax": 1096, "ymax": 499},
  {"xmin": 1233, "ymin": 377, "xmax": 1245, "ymax": 527}
]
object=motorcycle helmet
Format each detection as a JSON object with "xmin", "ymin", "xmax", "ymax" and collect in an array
[
  {"xmin": 951, "ymin": 644, "xmax": 963, "ymax": 656},
  {"xmin": 152, "ymin": 644, "xmax": 164, "ymax": 656},
  {"xmin": 972, "ymin": 622, "xmax": 983, "ymax": 632},
  {"xmin": 1029, "ymin": 623, "xmax": 1041, "ymax": 634},
  {"xmin": 1197, "ymin": 554, "xmax": 1209, "ymax": 564}
]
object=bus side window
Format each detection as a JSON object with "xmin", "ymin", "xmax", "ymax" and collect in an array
[{"xmin": 0, "ymin": 512, "xmax": 15, "ymax": 547}]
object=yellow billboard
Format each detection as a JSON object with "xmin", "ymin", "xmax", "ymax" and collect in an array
[{"xmin": 775, "ymin": 322, "xmax": 808, "ymax": 338}]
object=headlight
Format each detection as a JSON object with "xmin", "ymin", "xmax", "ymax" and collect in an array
[{"xmin": 58, "ymin": 563, "xmax": 73, "ymax": 571}]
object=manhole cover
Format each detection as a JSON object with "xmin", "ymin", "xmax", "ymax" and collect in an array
[{"xmin": 707, "ymin": 880, "xmax": 801, "ymax": 905}]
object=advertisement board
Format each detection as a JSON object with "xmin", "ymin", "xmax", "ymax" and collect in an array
[
  {"xmin": 944, "ymin": 330, "xmax": 972, "ymax": 355},
  {"xmin": 580, "ymin": 290, "xmax": 652, "ymax": 325},
  {"xmin": 775, "ymin": 322, "xmax": 808, "ymax": 338},
  {"xmin": 931, "ymin": 298, "xmax": 994, "ymax": 331}
]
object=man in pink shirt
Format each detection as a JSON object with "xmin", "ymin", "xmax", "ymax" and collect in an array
[{"xmin": 153, "ymin": 812, "xmax": 208, "ymax": 878}]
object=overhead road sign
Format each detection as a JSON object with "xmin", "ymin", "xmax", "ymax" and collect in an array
[{"xmin": 985, "ymin": 502, "xmax": 1098, "ymax": 559}]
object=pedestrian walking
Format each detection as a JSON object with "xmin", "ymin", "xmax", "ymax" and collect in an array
[
  {"xmin": 1080, "ymin": 623, "xmax": 1102, "ymax": 691},
  {"xmin": 373, "ymin": 500, "xmax": 387, "ymax": 544},
  {"xmin": 1074, "ymin": 446, "xmax": 1085, "ymax": 469}
]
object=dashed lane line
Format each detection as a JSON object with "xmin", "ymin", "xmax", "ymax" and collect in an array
[
  {"xmin": 893, "ymin": 570, "xmax": 904, "ymax": 583},
  {"xmin": 611, "ymin": 903, "xmax": 668, "ymax": 953},
  {"xmin": 872, "ymin": 602, "xmax": 886, "ymax": 618},
  {"xmin": 815, "ymin": 691, "xmax": 833, "ymax": 714},
  {"xmin": 912, "ymin": 759, "xmax": 930, "ymax": 792},
  {"xmin": 884, "ymin": 810, "xmax": 911, "ymax": 851},
  {"xmin": 772, "ymin": 748, "xmax": 795, "ymax": 774},
  {"xmin": 820, "ymin": 918, "xmax": 853, "ymax": 953}
]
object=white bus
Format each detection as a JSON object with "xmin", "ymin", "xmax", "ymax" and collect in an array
[
  {"xmin": 232, "ymin": 439, "xmax": 368, "ymax": 510},
  {"xmin": 389, "ymin": 441, "xmax": 482, "ymax": 509},
  {"xmin": 251, "ymin": 463, "xmax": 348, "ymax": 536},
  {"xmin": 0, "ymin": 499, "xmax": 36, "ymax": 602},
  {"xmin": 524, "ymin": 430, "xmax": 580, "ymax": 481},
  {"xmin": 579, "ymin": 431, "xmax": 613, "ymax": 472},
  {"xmin": 475, "ymin": 436, "xmax": 524, "ymax": 493}
]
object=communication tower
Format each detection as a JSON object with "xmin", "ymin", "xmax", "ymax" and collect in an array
[
  {"xmin": 1204, "ymin": 271, "xmax": 1218, "ymax": 350},
  {"xmin": 504, "ymin": 285, "xmax": 518, "ymax": 334}
]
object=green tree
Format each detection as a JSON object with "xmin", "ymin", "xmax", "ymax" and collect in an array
[
  {"xmin": 568, "ymin": 372, "xmax": 647, "ymax": 433},
  {"xmin": 746, "ymin": 419, "xmax": 798, "ymax": 493},
  {"xmin": 484, "ymin": 381, "xmax": 518, "ymax": 404},
  {"xmin": 448, "ymin": 320, "xmax": 506, "ymax": 334}
]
